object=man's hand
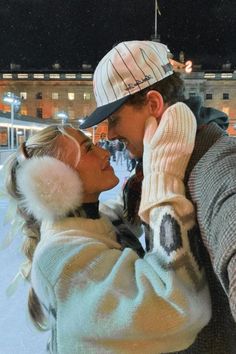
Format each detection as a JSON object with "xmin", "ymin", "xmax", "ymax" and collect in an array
[{"xmin": 139, "ymin": 102, "xmax": 197, "ymax": 224}]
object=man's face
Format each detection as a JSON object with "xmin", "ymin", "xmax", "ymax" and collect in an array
[{"xmin": 107, "ymin": 103, "xmax": 150, "ymax": 158}]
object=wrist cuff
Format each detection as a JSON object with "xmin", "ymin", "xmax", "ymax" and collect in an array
[{"xmin": 138, "ymin": 173, "xmax": 194, "ymax": 224}]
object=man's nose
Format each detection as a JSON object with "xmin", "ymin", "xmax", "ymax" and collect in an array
[{"xmin": 107, "ymin": 126, "xmax": 116, "ymax": 140}]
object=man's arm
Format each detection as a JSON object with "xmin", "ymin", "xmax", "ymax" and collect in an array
[{"xmin": 188, "ymin": 134, "xmax": 236, "ymax": 321}]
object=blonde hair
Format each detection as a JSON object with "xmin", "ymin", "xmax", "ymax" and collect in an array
[{"xmin": 4, "ymin": 124, "xmax": 81, "ymax": 330}]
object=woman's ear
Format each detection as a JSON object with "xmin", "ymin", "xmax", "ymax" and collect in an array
[{"xmin": 146, "ymin": 90, "xmax": 164, "ymax": 119}]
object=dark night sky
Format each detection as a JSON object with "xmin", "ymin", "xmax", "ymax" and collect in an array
[{"xmin": 0, "ymin": 0, "xmax": 235, "ymax": 70}]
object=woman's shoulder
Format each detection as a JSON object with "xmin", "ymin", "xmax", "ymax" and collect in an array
[{"xmin": 32, "ymin": 216, "xmax": 120, "ymax": 284}]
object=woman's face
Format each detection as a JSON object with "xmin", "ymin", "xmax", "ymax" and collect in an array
[{"xmin": 60, "ymin": 127, "xmax": 119, "ymax": 203}]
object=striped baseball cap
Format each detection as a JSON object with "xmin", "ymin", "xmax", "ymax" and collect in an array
[{"xmin": 80, "ymin": 40, "xmax": 173, "ymax": 129}]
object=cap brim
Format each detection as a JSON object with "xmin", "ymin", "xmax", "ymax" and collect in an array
[{"xmin": 80, "ymin": 96, "xmax": 129, "ymax": 129}]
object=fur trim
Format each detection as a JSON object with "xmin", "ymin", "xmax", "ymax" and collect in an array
[{"xmin": 17, "ymin": 156, "xmax": 83, "ymax": 222}]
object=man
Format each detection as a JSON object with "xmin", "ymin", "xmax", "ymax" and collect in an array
[{"xmin": 80, "ymin": 40, "xmax": 236, "ymax": 353}]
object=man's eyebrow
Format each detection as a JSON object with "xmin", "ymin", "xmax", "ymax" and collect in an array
[{"xmin": 108, "ymin": 113, "xmax": 120, "ymax": 120}]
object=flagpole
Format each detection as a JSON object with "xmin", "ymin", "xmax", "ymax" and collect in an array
[
  {"xmin": 154, "ymin": 0, "xmax": 157, "ymax": 39},
  {"xmin": 153, "ymin": 1, "xmax": 161, "ymax": 42}
]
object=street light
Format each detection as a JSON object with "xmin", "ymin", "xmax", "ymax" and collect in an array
[
  {"xmin": 57, "ymin": 111, "xmax": 69, "ymax": 125},
  {"xmin": 78, "ymin": 118, "xmax": 85, "ymax": 125},
  {"xmin": 2, "ymin": 92, "xmax": 21, "ymax": 149}
]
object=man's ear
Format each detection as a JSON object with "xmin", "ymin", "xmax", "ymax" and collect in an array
[{"xmin": 146, "ymin": 90, "xmax": 164, "ymax": 119}]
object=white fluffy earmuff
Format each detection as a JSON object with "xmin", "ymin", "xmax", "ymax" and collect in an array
[{"xmin": 16, "ymin": 156, "xmax": 83, "ymax": 222}]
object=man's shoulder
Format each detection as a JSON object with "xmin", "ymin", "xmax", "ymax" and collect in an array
[
  {"xmin": 186, "ymin": 123, "xmax": 230, "ymax": 174},
  {"xmin": 195, "ymin": 131, "xmax": 236, "ymax": 167}
]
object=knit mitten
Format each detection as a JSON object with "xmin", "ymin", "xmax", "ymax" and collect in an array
[{"xmin": 139, "ymin": 102, "xmax": 197, "ymax": 224}]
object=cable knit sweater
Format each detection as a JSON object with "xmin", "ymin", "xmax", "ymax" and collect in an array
[{"xmin": 31, "ymin": 211, "xmax": 210, "ymax": 354}]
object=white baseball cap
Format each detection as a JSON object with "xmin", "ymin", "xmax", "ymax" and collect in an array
[{"xmin": 80, "ymin": 40, "xmax": 173, "ymax": 129}]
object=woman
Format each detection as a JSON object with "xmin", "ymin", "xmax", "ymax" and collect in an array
[{"xmin": 3, "ymin": 123, "xmax": 210, "ymax": 353}]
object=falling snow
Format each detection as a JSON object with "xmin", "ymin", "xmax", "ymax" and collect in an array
[{"xmin": 0, "ymin": 0, "xmax": 235, "ymax": 70}]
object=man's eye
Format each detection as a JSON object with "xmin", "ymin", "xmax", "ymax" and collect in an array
[{"xmin": 108, "ymin": 116, "xmax": 119, "ymax": 126}]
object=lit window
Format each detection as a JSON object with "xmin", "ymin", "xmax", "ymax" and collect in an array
[
  {"xmin": 50, "ymin": 73, "xmax": 60, "ymax": 79},
  {"xmin": 81, "ymin": 73, "xmax": 92, "ymax": 79},
  {"xmin": 83, "ymin": 92, "xmax": 91, "ymax": 100},
  {"xmin": 221, "ymin": 73, "xmax": 232, "ymax": 79},
  {"xmin": 20, "ymin": 92, "xmax": 27, "ymax": 100},
  {"xmin": 204, "ymin": 73, "xmax": 216, "ymax": 79},
  {"xmin": 65, "ymin": 74, "xmax": 76, "ymax": 79},
  {"xmin": 68, "ymin": 92, "xmax": 75, "ymax": 100},
  {"xmin": 18, "ymin": 73, "xmax": 28, "ymax": 79},
  {"xmin": 2, "ymin": 73, "xmax": 12, "ymax": 79},
  {"xmin": 223, "ymin": 93, "xmax": 229, "ymax": 100},
  {"xmin": 206, "ymin": 93, "xmax": 212, "ymax": 100},
  {"xmin": 0, "ymin": 127, "xmax": 8, "ymax": 146},
  {"xmin": 52, "ymin": 92, "xmax": 59, "ymax": 100},
  {"xmin": 222, "ymin": 107, "xmax": 229, "ymax": 115},
  {"xmin": 33, "ymin": 73, "xmax": 44, "ymax": 79},
  {"xmin": 21, "ymin": 108, "xmax": 28, "ymax": 115}
]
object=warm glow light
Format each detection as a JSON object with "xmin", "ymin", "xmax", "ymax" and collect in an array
[
  {"xmin": 169, "ymin": 59, "xmax": 192, "ymax": 73},
  {"xmin": 0, "ymin": 122, "xmax": 45, "ymax": 130},
  {"xmin": 185, "ymin": 60, "xmax": 192, "ymax": 73}
]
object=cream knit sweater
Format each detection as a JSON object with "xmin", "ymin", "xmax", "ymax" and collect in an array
[{"xmin": 31, "ymin": 212, "xmax": 211, "ymax": 354}]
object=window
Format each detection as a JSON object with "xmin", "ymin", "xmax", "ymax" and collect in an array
[
  {"xmin": 21, "ymin": 108, "xmax": 28, "ymax": 115},
  {"xmin": 68, "ymin": 92, "xmax": 75, "ymax": 100},
  {"xmin": 206, "ymin": 93, "xmax": 212, "ymax": 100},
  {"xmin": 65, "ymin": 74, "xmax": 76, "ymax": 79},
  {"xmin": 0, "ymin": 127, "xmax": 8, "ymax": 146},
  {"xmin": 2, "ymin": 73, "xmax": 12, "ymax": 79},
  {"xmin": 81, "ymin": 73, "xmax": 92, "ymax": 79},
  {"xmin": 83, "ymin": 92, "xmax": 91, "ymax": 100},
  {"xmin": 223, "ymin": 93, "xmax": 229, "ymax": 100},
  {"xmin": 18, "ymin": 73, "xmax": 28, "ymax": 79},
  {"xmin": 50, "ymin": 73, "xmax": 60, "ymax": 79},
  {"xmin": 189, "ymin": 91, "xmax": 196, "ymax": 98},
  {"xmin": 36, "ymin": 92, "xmax": 42, "ymax": 99},
  {"xmin": 36, "ymin": 108, "xmax": 43, "ymax": 118},
  {"xmin": 33, "ymin": 73, "xmax": 44, "ymax": 79},
  {"xmin": 204, "ymin": 73, "xmax": 216, "ymax": 79},
  {"xmin": 221, "ymin": 73, "xmax": 232, "ymax": 79},
  {"xmin": 52, "ymin": 92, "xmax": 59, "ymax": 100},
  {"xmin": 222, "ymin": 107, "xmax": 229, "ymax": 115},
  {"xmin": 20, "ymin": 92, "xmax": 27, "ymax": 100}
]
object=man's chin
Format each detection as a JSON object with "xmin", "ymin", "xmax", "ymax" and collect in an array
[{"xmin": 128, "ymin": 148, "xmax": 142, "ymax": 159}]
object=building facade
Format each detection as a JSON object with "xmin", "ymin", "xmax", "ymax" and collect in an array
[
  {"xmin": 182, "ymin": 71, "xmax": 236, "ymax": 134},
  {"xmin": 0, "ymin": 67, "xmax": 235, "ymax": 149}
]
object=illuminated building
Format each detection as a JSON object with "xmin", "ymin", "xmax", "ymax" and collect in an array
[{"xmin": 0, "ymin": 63, "xmax": 235, "ymax": 149}]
